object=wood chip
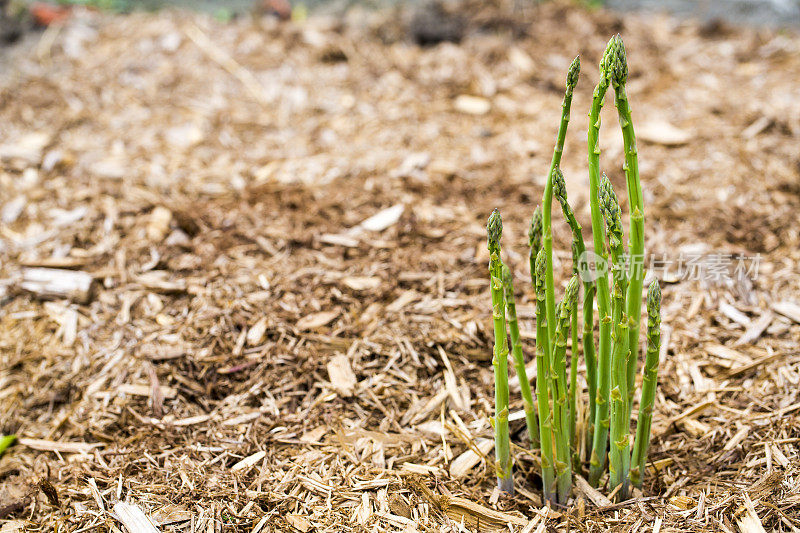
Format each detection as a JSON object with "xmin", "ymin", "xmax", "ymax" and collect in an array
[
  {"xmin": 297, "ymin": 310, "xmax": 339, "ymax": 330},
  {"xmin": 454, "ymin": 95, "xmax": 491, "ymax": 115},
  {"xmin": 358, "ymin": 204, "xmax": 405, "ymax": 232},
  {"xmin": 231, "ymin": 450, "xmax": 266, "ymax": 472},
  {"xmin": 449, "ymin": 438, "xmax": 493, "ymax": 478},
  {"xmin": 574, "ymin": 474, "xmax": 613, "ymax": 507},
  {"xmin": 327, "ymin": 354, "xmax": 357, "ymax": 397},
  {"xmin": 112, "ymin": 502, "xmax": 160, "ymax": 533},
  {"xmin": 772, "ymin": 301, "xmax": 800, "ymax": 324},
  {"xmin": 19, "ymin": 268, "xmax": 94, "ymax": 304},
  {"xmin": 18, "ymin": 437, "xmax": 102, "ymax": 454},
  {"xmin": 637, "ymin": 120, "xmax": 692, "ymax": 145}
]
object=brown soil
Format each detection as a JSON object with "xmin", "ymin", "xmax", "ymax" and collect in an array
[{"xmin": 1, "ymin": 1, "xmax": 799, "ymax": 531}]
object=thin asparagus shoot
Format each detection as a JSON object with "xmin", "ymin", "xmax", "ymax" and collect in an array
[
  {"xmin": 630, "ymin": 281, "xmax": 662, "ymax": 488},
  {"xmin": 0, "ymin": 435, "xmax": 15, "ymax": 457},
  {"xmin": 609, "ymin": 34, "xmax": 646, "ymax": 410},
  {"xmin": 588, "ymin": 37, "xmax": 617, "ymax": 488},
  {"xmin": 552, "ymin": 276, "xmax": 579, "ymax": 503},
  {"xmin": 534, "ymin": 249, "xmax": 556, "ymax": 503},
  {"xmin": 487, "ymin": 209, "xmax": 513, "ymax": 494},
  {"xmin": 553, "ymin": 167, "xmax": 597, "ymax": 443},
  {"xmin": 502, "ymin": 263, "xmax": 540, "ymax": 450},
  {"xmin": 528, "ymin": 206, "xmax": 543, "ymax": 288},
  {"xmin": 568, "ymin": 241, "xmax": 581, "ymax": 467},
  {"xmin": 542, "ymin": 56, "xmax": 581, "ymax": 350}
]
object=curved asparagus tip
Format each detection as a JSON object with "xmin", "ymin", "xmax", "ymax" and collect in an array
[
  {"xmin": 610, "ymin": 34, "xmax": 628, "ymax": 86},
  {"xmin": 599, "ymin": 173, "xmax": 623, "ymax": 249},
  {"xmin": 488, "ymin": 208, "xmax": 503, "ymax": 256},
  {"xmin": 647, "ymin": 280, "xmax": 662, "ymax": 326},
  {"xmin": 553, "ymin": 167, "xmax": 568, "ymax": 205},
  {"xmin": 535, "ymin": 248, "xmax": 547, "ymax": 294},
  {"xmin": 528, "ymin": 206, "xmax": 543, "ymax": 252},
  {"xmin": 566, "ymin": 55, "xmax": 581, "ymax": 92}
]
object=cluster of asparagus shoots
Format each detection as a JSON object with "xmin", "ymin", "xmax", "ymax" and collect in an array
[{"xmin": 487, "ymin": 35, "xmax": 663, "ymax": 504}]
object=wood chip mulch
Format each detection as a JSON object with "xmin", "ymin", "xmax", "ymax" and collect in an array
[{"xmin": 1, "ymin": 1, "xmax": 800, "ymax": 531}]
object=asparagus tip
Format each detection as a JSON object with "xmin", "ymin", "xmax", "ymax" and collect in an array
[
  {"xmin": 552, "ymin": 167, "xmax": 567, "ymax": 204},
  {"xmin": 534, "ymin": 248, "xmax": 547, "ymax": 293},
  {"xmin": 599, "ymin": 173, "xmax": 623, "ymax": 246},
  {"xmin": 565, "ymin": 275, "xmax": 580, "ymax": 309},
  {"xmin": 487, "ymin": 208, "xmax": 503, "ymax": 255},
  {"xmin": 528, "ymin": 206, "xmax": 543, "ymax": 250},
  {"xmin": 647, "ymin": 280, "xmax": 662, "ymax": 317},
  {"xmin": 611, "ymin": 34, "xmax": 628, "ymax": 85},
  {"xmin": 566, "ymin": 55, "xmax": 581, "ymax": 90}
]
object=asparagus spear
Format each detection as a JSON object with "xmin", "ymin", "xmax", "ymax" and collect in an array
[
  {"xmin": 552, "ymin": 276, "xmax": 579, "ymax": 503},
  {"xmin": 609, "ymin": 34, "xmax": 646, "ymax": 411},
  {"xmin": 542, "ymin": 56, "xmax": 581, "ymax": 352},
  {"xmin": 502, "ymin": 263, "xmax": 540, "ymax": 450},
  {"xmin": 0, "ymin": 435, "xmax": 15, "ymax": 457},
  {"xmin": 528, "ymin": 206, "xmax": 543, "ymax": 287},
  {"xmin": 487, "ymin": 209, "xmax": 513, "ymax": 494},
  {"xmin": 630, "ymin": 281, "xmax": 662, "ymax": 488},
  {"xmin": 568, "ymin": 243, "xmax": 581, "ymax": 468},
  {"xmin": 553, "ymin": 167, "xmax": 598, "ymax": 443},
  {"xmin": 600, "ymin": 173, "xmax": 631, "ymax": 497},
  {"xmin": 534, "ymin": 249, "xmax": 555, "ymax": 503},
  {"xmin": 587, "ymin": 37, "xmax": 618, "ymax": 487}
]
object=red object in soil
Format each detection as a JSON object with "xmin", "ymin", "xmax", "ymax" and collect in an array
[
  {"xmin": 29, "ymin": 3, "xmax": 72, "ymax": 27},
  {"xmin": 261, "ymin": 0, "xmax": 291, "ymax": 21}
]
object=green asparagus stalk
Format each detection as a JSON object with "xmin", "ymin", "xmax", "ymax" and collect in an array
[
  {"xmin": 502, "ymin": 263, "xmax": 540, "ymax": 450},
  {"xmin": 630, "ymin": 281, "xmax": 662, "ymax": 488},
  {"xmin": 487, "ymin": 209, "xmax": 513, "ymax": 494},
  {"xmin": 568, "ymin": 242, "xmax": 580, "ymax": 467},
  {"xmin": 553, "ymin": 167, "xmax": 597, "ymax": 442},
  {"xmin": 600, "ymin": 172, "xmax": 631, "ymax": 497},
  {"xmin": 609, "ymin": 35, "xmax": 646, "ymax": 410},
  {"xmin": 552, "ymin": 276, "xmax": 579, "ymax": 503},
  {"xmin": 0, "ymin": 435, "xmax": 15, "ymax": 457},
  {"xmin": 528, "ymin": 206, "xmax": 543, "ymax": 287},
  {"xmin": 534, "ymin": 249, "xmax": 556, "ymax": 503},
  {"xmin": 600, "ymin": 174, "xmax": 627, "ymax": 300},
  {"xmin": 587, "ymin": 38, "xmax": 617, "ymax": 487},
  {"xmin": 542, "ymin": 56, "xmax": 581, "ymax": 351}
]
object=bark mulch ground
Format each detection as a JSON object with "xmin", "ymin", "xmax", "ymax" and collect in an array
[{"xmin": 1, "ymin": 1, "xmax": 800, "ymax": 531}]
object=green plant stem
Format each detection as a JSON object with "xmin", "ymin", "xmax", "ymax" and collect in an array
[
  {"xmin": 568, "ymin": 285, "xmax": 580, "ymax": 467},
  {"xmin": 607, "ymin": 286, "xmax": 630, "ymax": 498},
  {"xmin": 488, "ymin": 210, "xmax": 513, "ymax": 494},
  {"xmin": 534, "ymin": 250, "xmax": 555, "ymax": 503},
  {"xmin": 543, "ymin": 56, "xmax": 580, "ymax": 350},
  {"xmin": 600, "ymin": 172, "xmax": 631, "ymax": 496},
  {"xmin": 0, "ymin": 435, "xmax": 16, "ymax": 457},
  {"xmin": 553, "ymin": 167, "xmax": 597, "ymax": 445},
  {"xmin": 630, "ymin": 281, "xmax": 662, "ymax": 488},
  {"xmin": 609, "ymin": 35, "xmax": 646, "ymax": 413},
  {"xmin": 503, "ymin": 264, "xmax": 540, "ymax": 450},
  {"xmin": 587, "ymin": 39, "xmax": 616, "ymax": 488},
  {"xmin": 552, "ymin": 277, "xmax": 579, "ymax": 503}
]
